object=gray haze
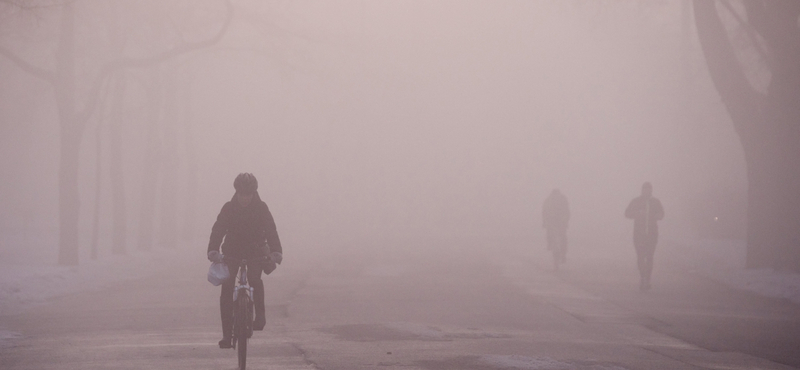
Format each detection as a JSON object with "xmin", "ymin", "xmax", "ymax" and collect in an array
[{"xmin": 0, "ymin": 1, "xmax": 746, "ymax": 264}]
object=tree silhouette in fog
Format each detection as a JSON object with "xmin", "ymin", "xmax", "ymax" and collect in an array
[
  {"xmin": 0, "ymin": 0, "xmax": 232, "ymax": 265},
  {"xmin": 694, "ymin": 1, "xmax": 800, "ymax": 270}
]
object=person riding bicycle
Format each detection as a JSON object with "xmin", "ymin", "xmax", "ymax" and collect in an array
[
  {"xmin": 542, "ymin": 189, "xmax": 570, "ymax": 268},
  {"xmin": 207, "ymin": 173, "xmax": 283, "ymax": 348}
]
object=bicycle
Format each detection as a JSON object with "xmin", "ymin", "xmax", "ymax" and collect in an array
[
  {"xmin": 545, "ymin": 227, "xmax": 567, "ymax": 271},
  {"xmin": 225, "ymin": 257, "xmax": 255, "ymax": 370}
]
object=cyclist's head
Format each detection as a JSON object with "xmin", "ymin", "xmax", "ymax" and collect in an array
[
  {"xmin": 234, "ymin": 173, "xmax": 258, "ymax": 195},
  {"xmin": 641, "ymin": 182, "xmax": 652, "ymax": 198}
]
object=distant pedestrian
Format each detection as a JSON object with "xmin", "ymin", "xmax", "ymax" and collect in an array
[
  {"xmin": 625, "ymin": 182, "xmax": 664, "ymax": 291},
  {"xmin": 542, "ymin": 189, "xmax": 570, "ymax": 270}
]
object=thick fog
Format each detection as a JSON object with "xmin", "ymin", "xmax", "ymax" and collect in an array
[{"xmin": 0, "ymin": 1, "xmax": 746, "ymax": 265}]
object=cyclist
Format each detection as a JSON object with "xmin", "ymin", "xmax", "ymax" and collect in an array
[
  {"xmin": 542, "ymin": 189, "xmax": 570, "ymax": 269},
  {"xmin": 207, "ymin": 173, "xmax": 283, "ymax": 348},
  {"xmin": 625, "ymin": 182, "xmax": 664, "ymax": 291}
]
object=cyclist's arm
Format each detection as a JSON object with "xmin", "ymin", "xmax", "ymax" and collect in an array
[
  {"xmin": 261, "ymin": 203, "xmax": 282, "ymax": 255},
  {"xmin": 208, "ymin": 202, "xmax": 232, "ymax": 254}
]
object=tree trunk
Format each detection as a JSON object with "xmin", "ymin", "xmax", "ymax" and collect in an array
[
  {"xmin": 694, "ymin": 0, "xmax": 800, "ymax": 270},
  {"xmin": 90, "ymin": 103, "xmax": 103, "ymax": 260},
  {"xmin": 157, "ymin": 71, "xmax": 179, "ymax": 249},
  {"xmin": 137, "ymin": 68, "xmax": 163, "ymax": 251},
  {"xmin": 181, "ymin": 74, "xmax": 198, "ymax": 244},
  {"xmin": 109, "ymin": 73, "xmax": 128, "ymax": 255},
  {"xmin": 1, "ymin": 0, "xmax": 234, "ymax": 264},
  {"xmin": 57, "ymin": 127, "xmax": 82, "ymax": 266},
  {"xmin": 55, "ymin": 3, "xmax": 81, "ymax": 266},
  {"xmin": 745, "ymin": 97, "xmax": 800, "ymax": 270}
]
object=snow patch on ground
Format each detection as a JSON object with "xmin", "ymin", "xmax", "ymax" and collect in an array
[
  {"xmin": 0, "ymin": 248, "xmax": 190, "ymax": 316},
  {"xmin": 480, "ymin": 355, "xmax": 571, "ymax": 369},
  {"xmin": 669, "ymin": 238, "xmax": 800, "ymax": 305},
  {"xmin": 479, "ymin": 355, "xmax": 628, "ymax": 370},
  {"xmin": 724, "ymin": 268, "xmax": 800, "ymax": 305},
  {"xmin": 0, "ymin": 247, "xmax": 196, "ymax": 348}
]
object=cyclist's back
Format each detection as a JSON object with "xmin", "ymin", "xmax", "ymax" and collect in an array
[
  {"xmin": 542, "ymin": 189, "xmax": 570, "ymax": 267},
  {"xmin": 207, "ymin": 173, "xmax": 283, "ymax": 348}
]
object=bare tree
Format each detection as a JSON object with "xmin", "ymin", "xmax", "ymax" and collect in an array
[
  {"xmin": 108, "ymin": 72, "xmax": 127, "ymax": 255},
  {"xmin": 694, "ymin": 0, "xmax": 800, "ymax": 270},
  {"xmin": 0, "ymin": 0, "xmax": 233, "ymax": 265}
]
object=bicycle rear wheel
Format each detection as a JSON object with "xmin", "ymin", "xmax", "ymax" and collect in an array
[
  {"xmin": 238, "ymin": 333, "xmax": 247, "ymax": 370},
  {"xmin": 236, "ymin": 294, "xmax": 252, "ymax": 370}
]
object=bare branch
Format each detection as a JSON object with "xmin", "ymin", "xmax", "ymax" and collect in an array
[
  {"xmin": 234, "ymin": 2, "xmax": 336, "ymax": 46},
  {"xmin": 77, "ymin": 0, "xmax": 233, "ymax": 124},
  {"xmin": 0, "ymin": 43, "xmax": 55, "ymax": 83},
  {"xmin": 693, "ymin": 0, "xmax": 761, "ymax": 140},
  {"xmin": 719, "ymin": 0, "xmax": 773, "ymax": 72}
]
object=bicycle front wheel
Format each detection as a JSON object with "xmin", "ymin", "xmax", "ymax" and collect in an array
[
  {"xmin": 236, "ymin": 294, "xmax": 252, "ymax": 370},
  {"xmin": 238, "ymin": 332, "xmax": 247, "ymax": 370}
]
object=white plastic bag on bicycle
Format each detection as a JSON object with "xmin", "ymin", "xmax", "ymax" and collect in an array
[{"xmin": 207, "ymin": 261, "xmax": 230, "ymax": 286}]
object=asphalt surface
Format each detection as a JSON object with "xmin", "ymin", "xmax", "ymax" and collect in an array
[{"xmin": 1, "ymin": 240, "xmax": 799, "ymax": 370}]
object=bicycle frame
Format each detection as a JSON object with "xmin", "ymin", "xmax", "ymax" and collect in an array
[
  {"xmin": 232, "ymin": 261, "xmax": 254, "ymax": 304},
  {"xmin": 228, "ymin": 259, "xmax": 255, "ymax": 369},
  {"xmin": 232, "ymin": 260, "xmax": 255, "ymax": 341}
]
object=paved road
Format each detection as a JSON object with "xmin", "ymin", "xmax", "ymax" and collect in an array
[{"xmin": 1, "ymin": 240, "xmax": 799, "ymax": 370}]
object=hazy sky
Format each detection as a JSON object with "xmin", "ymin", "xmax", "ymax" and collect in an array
[{"xmin": 0, "ymin": 1, "xmax": 746, "ymax": 263}]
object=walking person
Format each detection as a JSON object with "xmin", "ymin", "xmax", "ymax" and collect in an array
[
  {"xmin": 625, "ymin": 182, "xmax": 664, "ymax": 291},
  {"xmin": 542, "ymin": 189, "xmax": 570, "ymax": 270},
  {"xmin": 207, "ymin": 173, "xmax": 283, "ymax": 348}
]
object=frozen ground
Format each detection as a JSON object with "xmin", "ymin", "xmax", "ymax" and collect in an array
[
  {"xmin": 1, "ymin": 238, "xmax": 799, "ymax": 350},
  {"xmin": 479, "ymin": 355, "xmax": 628, "ymax": 370},
  {"xmin": 0, "ymin": 246, "xmax": 195, "ymax": 346},
  {"xmin": 668, "ymin": 238, "xmax": 800, "ymax": 306},
  {"xmin": 0, "ymin": 248, "xmax": 194, "ymax": 316},
  {"xmin": 2, "ymin": 240, "xmax": 800, "ymax": 313}
]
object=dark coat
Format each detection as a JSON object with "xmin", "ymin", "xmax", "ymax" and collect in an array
[
  {"xmin": 208, "ymin": 191, "xmax": 282, "ymax": 259},
  {"xmin": 542, "ymin": 191, "xmax": 570, "ymax": 230},
  {"xmin": 625, "ymin": 195, "xmax": 664, "ymax": 246}
]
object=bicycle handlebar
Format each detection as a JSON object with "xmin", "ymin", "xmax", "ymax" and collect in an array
[{"xmin": 222, "ymin": 255, "xmax": 270, "ymax": 266}]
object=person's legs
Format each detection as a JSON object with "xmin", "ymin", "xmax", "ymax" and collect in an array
[
  {"xmin": 219, "ymin": 270, "xmax": 235, "ymax": 347},
  {"xmin": 546, "ymin": 228, "xmax": 561, "ymax": 269},
  {"xmin": 545, "ymin": 228, "xmax": 555, "ymax": 251},
  {"xmin": 634, "ymin": 244, "xmax": 647, "ymax": 290},
  {"xmin": 247, "ymin": 261, "xmax": 266, "ymax": 330},
  {"xmin": 558, "ymin": 227, "xmax": 568, "ymax": 263},
  {"xmin": 635, "ymin": 241, "xmax": 656, "ymax": 290},
  {"xmin": 642, "ymin": 240, "xmax": 657, "ymax": 289}
]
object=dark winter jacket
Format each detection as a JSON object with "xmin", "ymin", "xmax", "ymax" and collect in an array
[
  {"xmin": 625, "ymin": 196, "xmax": 664, "ymax": 245},
  {"xmin": 542, "ymin": 191, "xmax": 570, "ymax": 230},
  {"xmin": 208, "ymin": 191, "xmax": 282, "ymax": 259}
]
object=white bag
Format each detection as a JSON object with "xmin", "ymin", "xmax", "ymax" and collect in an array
[{"xmin": 207, "ymin": 261, "xmax": 230, "ymax": 286}]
